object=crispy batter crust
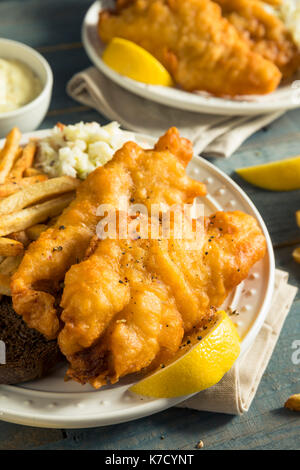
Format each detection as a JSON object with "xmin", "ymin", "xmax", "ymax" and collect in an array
[
  {"xmin": 215, "ymin": 0, "xmax": 300, "ymax": 78},
  {"xmin": 11, "ymin": 128, "xmax": 205, "ymax": 339},
  {"xmin": 61, "ymin": 211, "xmax": 266, "ymax": 388}
]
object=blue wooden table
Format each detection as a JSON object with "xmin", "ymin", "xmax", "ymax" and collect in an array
[{"xmin": 0, "ymin": 0, "xmax": 299, "ymax": 450}]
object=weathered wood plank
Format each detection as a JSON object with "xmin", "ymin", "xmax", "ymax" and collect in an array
[
  {"xmin": 42, "ymin": 108, "xmax": 108, "ymax": 129},
  {"xmin": 209, "ymin": 109, "xmax": 300, "ymax": 247},
  {"xmin": 42, "ymin": 47, "xmax": 92, "ymax": 112},
  {"xmin": 0, "ymin": 421, "xmax": 63, "ymax": 450},
  {"xmin": 0, "ymin": 0, "xmax": 91, "ymax": 47}
]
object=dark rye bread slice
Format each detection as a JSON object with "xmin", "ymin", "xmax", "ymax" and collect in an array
[{"xmin": 0, "ymin": 296, "xmax": 62, "ymax": 384}]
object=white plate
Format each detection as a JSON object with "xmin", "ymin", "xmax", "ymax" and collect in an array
[
  {"xmin": 82, "ymin": 0, "xmax": 300, "ymax": 116},
  {"xmin": 0, "ymin": 129, "xmax": 275, "ymax": 429}
]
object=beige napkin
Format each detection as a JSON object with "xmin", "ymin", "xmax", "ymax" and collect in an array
[
  {"xmin": 177, "ymin": 270, "xmax": 297, "ymax": 414},
  {"xmin": 67, "ymin": 67, "xmax": 284, "ymax": 158}
]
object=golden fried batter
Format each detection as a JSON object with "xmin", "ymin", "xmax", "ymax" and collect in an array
[
  {"xmin": 215, "ymin": 0, "xmax": 300, "ymax": 78},
  {"xmin": 60, "ymin": 211, "xmax": 266, "ymax": 388},
  {"xmin": 11, "ymin": 128, "xmax": 206, "ymax": 339},
  {"xmin": 98, "ymin": 0, "xmax": 282, "ymax": 96}
]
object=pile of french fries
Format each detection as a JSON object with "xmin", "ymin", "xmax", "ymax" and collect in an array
[{"xmin": 0, "ymin": 127, "xmax": 80, "ymax": 297}]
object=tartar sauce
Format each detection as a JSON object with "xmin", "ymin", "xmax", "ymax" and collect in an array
[{"xmin": 0, "ymin": 58, "xmax": 43, "ymax": 113}]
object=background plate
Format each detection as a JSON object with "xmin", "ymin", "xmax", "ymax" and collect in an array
[
  {"xmin": 0, "ymin": 129, "xmax": 275, "ymax": 428},
  {"xmin": 82, "ymin": 0, "xmax": 300, "ymax": 116}
]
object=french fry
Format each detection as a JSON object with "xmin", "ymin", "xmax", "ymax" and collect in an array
[
  {"xmin": 0, "ymin": 273, "xmax": 11, "ymax": 296},
  {"xmin": 0, "ymin": 174, "xmax": 48, "ymax": 197},
  {"xmin": 0, "ymin": 255, "xmax": 22, "ymax": 295},
  {"xmin": 0, "ymin": 255, "xmax": 23, "ymax": 275},
  {"xmin": 0, "ymin": 193, "xmax": 75, "ymax": 236},
  {"xmin": 26, "ymin": 224, "xmax": 48, "ymax": 241},
  {"xmin": 0, "ymin": 176, "xmax": 79, "ymax": 216},
  {"xmin": 0, "ymin": 237, "xmax": 24, "ymax": 256},
  {"xmin": 0, "ymin": 259, "xmax": 5, "ymax": 293},
  {"xmin": 9, "ymin": 141, "xmax": 37, "ymax": 180},
  {"xmin": 10, "ymin": 147, "xmax": 23, "ymax": 169},
  {"xmin": 24, "ymin": 167, "xmax": 44, "ymax": 177},
  {"xmin": 9, "ymin": 230, "xmax": 30, "ymax": 247},
  {"xmin": 296, "ymin": 211, "xmax": 300, "ymax": 228},
  {"xmin": 0, "ymin": 128, "xmax": 22, "ymax": 184}
]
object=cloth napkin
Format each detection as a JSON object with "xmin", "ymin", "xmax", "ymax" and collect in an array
[
  {"xmin": 177, "ymin": 270, "xmax": 297, "ymax": 415},
  {"xmin": 67, "ymin": 67, "xmax": 284, "ymax": 158}
]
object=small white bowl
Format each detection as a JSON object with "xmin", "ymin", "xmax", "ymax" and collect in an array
[{"xmin": 0, "ymin": 39, "xmax": 53, "ymax": 137}]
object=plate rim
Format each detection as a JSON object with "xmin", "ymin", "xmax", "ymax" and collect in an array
[
  {"xmin": 0, "ymin": 128, "xmax": 275, "ymax": 429},
  {"xmin": 82, "ymin": 0, "xmax": 299, "ymax": 116}
]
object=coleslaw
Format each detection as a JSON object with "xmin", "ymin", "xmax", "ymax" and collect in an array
[{"xmin": 36, "ymin": 121, "xmax": 135, "ymax": 179}]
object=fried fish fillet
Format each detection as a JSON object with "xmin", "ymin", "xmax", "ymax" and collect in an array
[
  {"xmin": 11, "ymin": 128, "xmax": 206, "ymax": 339},
  {"xmin": 59, "ymin": 211, "xmax": 266, "ymax": 388},
  {"xmin": 98, "ymin": 0, "xmax": 281, "ymax": 96},
  {"xmin": 215, "ymin": 0, "xmax": 300, "ymax": 78}
]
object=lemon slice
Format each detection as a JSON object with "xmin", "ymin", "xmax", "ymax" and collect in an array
[
  {"xmin": 236, "ymin": 156, "xmax": 300, "ymax": 191},
  {"xmin": 102, "ymin": 37, "xmax": 173, "ymax": 87},
  {"xmin": 292, "ymin": 247, "xmax": 300, "ymax": 264},
  {"xmin": 130, "ymin": 311, "xmax": 240, "ymax": 399}
]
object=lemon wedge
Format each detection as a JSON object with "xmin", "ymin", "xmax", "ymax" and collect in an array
[
  {"xmin": 130, "ymin": 310, "xmax": 240, "ymax": 399},
  {"xmin": 102, "ymin": 37, "xmax": 173, "ymax": 87},
  {"xmin": 236, "ymin": 156, "xmax": 300, "ymax": 191}
]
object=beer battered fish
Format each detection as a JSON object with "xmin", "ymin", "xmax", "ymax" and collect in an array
[
  {"xmin": 215, "ymin": 0, "xmax": 300, "ymax": 78},
  {"xmin": 11, "ymin": 128, "xmax": 206, "ymax": 339},
  {"xmin": 59, "ymin": 211, "xmax": 266, "ymax": 388},
  {"xmin": 98, "ymin": 0, "xmax": 282, "ymax": 96}
]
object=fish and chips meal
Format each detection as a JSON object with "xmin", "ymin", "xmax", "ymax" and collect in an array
[
  {"xmin": 98, "ymin": 0, "xmax": 300, "ymax": 97},
  {"xmin": 0, "ymin": 122, "xmax": 268, "ymax": 396}
]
